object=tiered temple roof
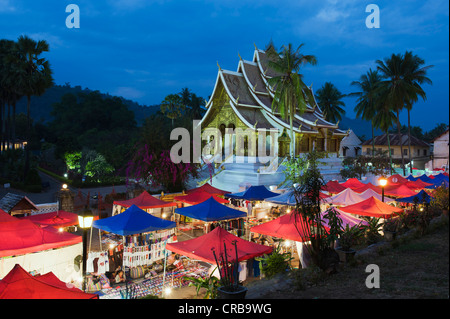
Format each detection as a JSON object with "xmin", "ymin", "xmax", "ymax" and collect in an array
[{"xmin": 199, "ymin": 47, "xmax": 347, "ymax": 137}]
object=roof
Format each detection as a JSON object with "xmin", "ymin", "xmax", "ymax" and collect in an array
[
  {"xmin": 202, "ymin": 47, "xmax": 345, "ymax": 135},
  {"xmin": 0, "ymin": 193, "xmax": 38, "ymax": 214},
  {"xmin": 362, "ymin": 134, "xmax": 430, "ymax": 147}
]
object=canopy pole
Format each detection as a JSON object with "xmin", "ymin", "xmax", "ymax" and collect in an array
[
  {"xmin": 162, "ymin": 240, "xmax": 168, "ymax": 297},
  {"xmin": 99, "ymin": 228, "xmax": 102, "ymax": 252},
  {"xmin": 88, "ymin": 225, "xmax": 93, "ymax": 253}
]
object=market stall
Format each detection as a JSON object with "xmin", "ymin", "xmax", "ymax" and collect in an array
[
  {"xmin": 174, "ymin": 189, "xmax": 229, "ymax": 206},
  {"xmin": 89, "ymin": 204, "xmax": 179, "ymax": 298},
  {"xmin": 112, "ymin": 191, "xmax": 177, "ymax": 216},
  {"xmin": 166, "ymin": 226, "xmax": 272, "ymax": 282},
  {"xmin": 338, "ymin": 196, "xmax": 404, "ymax": 219},
  {"xmin": 185, "ymin": 183, "xmax": 230, "ymax": 196},
  {"xmin": 174, "ymin": 197, "xmax": 246, "ymax": 237},
  {"xmin": 322, "ymin": 180, "xmax": 347, "ymax": 194},
  {"xmin": 0, "ymin": 210, "xmax": 83, "ymax": 280},
  {"xmin": 340, "ymin": 178, "xmax": 366, "ymax": 190}
]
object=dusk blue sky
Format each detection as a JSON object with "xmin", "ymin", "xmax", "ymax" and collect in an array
[{"xmin": 1, "ymin": 0, "xmax": 448, "ymax": 131}]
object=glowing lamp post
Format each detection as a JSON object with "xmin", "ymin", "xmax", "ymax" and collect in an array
[
  {"xmin": 379, "ymin": 177, "xmax": 388, "ymax": 202},
  {"xmin": 78, "ymin": 206, "xmax": 94, "ymax": 291}
]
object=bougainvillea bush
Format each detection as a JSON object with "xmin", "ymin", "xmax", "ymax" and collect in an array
[{"xmin": 125, "ymin": 144, "xmax": 199, "ymax": 192}]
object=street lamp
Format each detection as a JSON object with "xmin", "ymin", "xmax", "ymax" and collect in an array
[
  {"xmin": 78, "ymin": 206, "xmax": 94, "ymax": 291},
  {"xmin": 379, "ymin": 177, "xmax": 388, "ymax": 202}
]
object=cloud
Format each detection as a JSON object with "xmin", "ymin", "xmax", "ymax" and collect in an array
[
  {"xmin": 113, "ymin": 86, "xmax": 146, "ymax": 100},
  {"xmin": 0, "ymin": 0, "xmax": 15, "ymax": 12}
]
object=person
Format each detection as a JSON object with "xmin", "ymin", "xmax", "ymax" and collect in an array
[{"xmin": 115, "ymin": 270, "xmax": 126, "ymax": 283}]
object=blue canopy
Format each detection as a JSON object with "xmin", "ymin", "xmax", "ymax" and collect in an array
[
  {"xmin": 92, "ymin": 204, "xmax": 176, "ymax": 236},
  {"xmin": 265, "ymin": 189, "xmax": 297, "ymax": 206},
  {"xmin": 175, "ymin": 197, "xmax": 246, "ymax": 221},
  {"xmin": 426, "ymin": 178, "xmax": 449, "ymax": 189},
  {"xmin": 396, "ymin": 190, "xmax": 433, "ymax": 204},
  {"xmin": 406, "ymin": 175, "xmax": 418, "ymax": 181},
  {"xmin": 226, "ymin": 185, "xmax": 279, "ymax": 201},
  {"xmin": 418, "ymin": 174, "xmax": 434, "ymax": 184}
]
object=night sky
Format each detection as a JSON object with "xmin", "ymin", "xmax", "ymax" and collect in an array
[{"xmin": 1, "ymin": 0, "xmax": 448, "ymax": 130}]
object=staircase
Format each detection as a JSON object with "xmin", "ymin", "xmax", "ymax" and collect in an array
[{"xmin": 187, "ymin": 154, "xmax": 344, "ymax": 193}]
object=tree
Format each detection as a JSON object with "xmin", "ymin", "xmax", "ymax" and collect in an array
[
  {"xmin": 160, "ymin": 94, "xmax": 185, "ymax": 127},
  {"xmin": 290, "ymin": 151, "xmax": 342, "ymax": 272},
  {"xmin": 350, "ymin": 69, "xmax": 382, "ymax": 157},
  {"xmin": 315, "ymin": 82, "xmax": 346, "ymax": 123},
  {"xmin": 267, "ymin": 43, "xmax": 317, "ymax": 156},
  {"xmin": 376, "ymin": 51, "xmax": 431, "ymax": 175},
  {"xmin": 15, "ymin": 35, "xmax": 54, "ymax": 177},
  {"xmin": 402, "ymin": 51, "xmax": 433, "ymax": 173}
]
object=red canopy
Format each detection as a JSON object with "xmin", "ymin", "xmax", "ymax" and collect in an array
[
  {"xmin": 113, "ymin": 191, "xmax": 177, "ymax": 209},
  {"xmin": 0, "ymin": 264, "xmax": 98, "ymax": 299},
  {"xmin": 186, "ymin": 183, "xmax": 230, "ymax": 196},
  {"xmin": 384, "ymin": 184, "xmax": 418, "ymax": 197},
  {"xmin": 0, "ymin": 219, "xmax": 82, "ymax": 258},
  {"xmin": 404, "ymin": 179, "xmax": 433, "ymax": 190},
  {"xmin": 250, "ymin": 212, "xmax": 314, "ymax": 242},
  {"xmin": 339, "ymin": 196, "xmax": 404, "ymax": 219},
  {"xmin": 20, "ymin": 211, "xmax": 79, "ymax": 228},
  {"xmin": 322, "ymin": 180, "xmax": 347, "ymax": 194},
  {"xmin": 0, "ymin": 209, "xmax": 16, "ymax": 223},
  {"xmin": 387, "ymin": 174, "xmax": 408, "ymax": 184},
  {"xmin": 353, "ymin": 183, "xmax": 382, "ymax": 194},
  {"xmin": 340, "ymin": 178, "xmax": 365, "ymax": 190},
  {"xmin": 174, "ymin": 189, "xmax": 229, "ymax": 205},
  {"xmin": 166, "ymin": 226, "xmax": 272, "ymax": 264}
]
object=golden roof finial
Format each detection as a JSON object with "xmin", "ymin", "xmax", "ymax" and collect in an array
[
  {"xmin": 314, "ymin": 119, "xmax": 318, "ymax": 125},
  {"xmin": 217, "ymin": 61, "xmax": 222, "ymax": 71},
  {"xmin": 238, "ymin": 52, "xmax": 242, "ymax": 60},
  {"xmin": 254, "ymin": 43, "xmax": 258, "ymax": 50}
]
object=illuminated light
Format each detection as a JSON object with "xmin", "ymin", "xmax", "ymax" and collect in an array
[
  {"xmin": 162, "ymin": 213, "xmax": 167, "ymax": 218},
  {"xmin": 109, "ymin": 244, "xmax": 115, "ymax": 249},
  {"xmin": 164, "ymin": 287, "xmax": 172, "ymax": 295},
  {"xmin": 420, "ymin": 207, "xmax": 424, "ymax": 212},
  {"xmin": 64, "ymin": 173, "xmax": 68, "ymax": 178},
  {"xmin": 379, "ymin": 178, "xmax": 387, "ymax": 187},
  {"xmin": 284, "ymin": 240, "xmax": 291, "ymax": 247},
  {"xmin": 286, "ymin": 209, "xmax": 291, "ymax": 214},
  {"xmin": 62, "ymin": 184, "xmax": 68, "ymax": 189},
  {"xmin": 58, "ymin": 227, "xmax": 64, "ymax": 232}
]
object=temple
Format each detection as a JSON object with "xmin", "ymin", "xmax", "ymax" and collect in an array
[{"xmin": 195, "ymin": 46, "xmax": 349, "ymax": 192}]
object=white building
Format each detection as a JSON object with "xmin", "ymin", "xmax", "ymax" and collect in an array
[
  {"xmin": 426, "ymin": 128, "xmax": 449, "ymax": 171},
  {"xmin": 339, "ymin": 129, "xmax": 362, "ymax": 157}
]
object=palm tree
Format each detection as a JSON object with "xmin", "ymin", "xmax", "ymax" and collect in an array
[
  {"xmin": 376, "ymin": 52, "xmax": 429, "ymax": 175},
  {"xmin": 350, "ymin": 69, "xmax": 382, "ymax": 156},
  {"xmin": 160, "ymin": 93, "xmax": 185, "ymax": 127},
  {"xmin": 267, "ymin": 43, "xmax": 317, "ymax": 156},
  {"xmin": 315, "ymin": 82, "xmax": 346, "ymax": 123},
  {"xmin": 189, "ymin": 93, "xmax": 206, "ymax": 119},
  {"xmin": 372, "ymin": 104, "xmax": 397, "ymax": 175},
  {"xmin": 402, "ymin": 51, "xmax": 433, "ymax": 173},
  {"xmin": 14, "ymin": 35, "xmax": 54, "ymax": 176},
  {"xmin": 179, "ymin": 87, "xmax": 192, "ymax": 109},
  {"xmin": 0, "ymin": 39, "xmax": 17, "ymax": 152}
]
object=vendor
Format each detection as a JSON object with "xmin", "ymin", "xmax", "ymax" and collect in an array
[{"xmin": 113, "ymin": 266, "xmax": 126, "ymax": 283}]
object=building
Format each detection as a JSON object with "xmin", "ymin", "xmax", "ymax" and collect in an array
[
  {"xmin": 361, "ymin": 133, "xmax": 431, "ymax": 169},
  {"xmin": 340, "ymin": 129, "xmax": 362, "ymax": 157},
  {"xmin": 426, "ymin": 128, "xmax": 449, "ymax": 171},
  {"xmin": 194, "ymin": 46, "xmax": 348, "ymax": 191}
]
